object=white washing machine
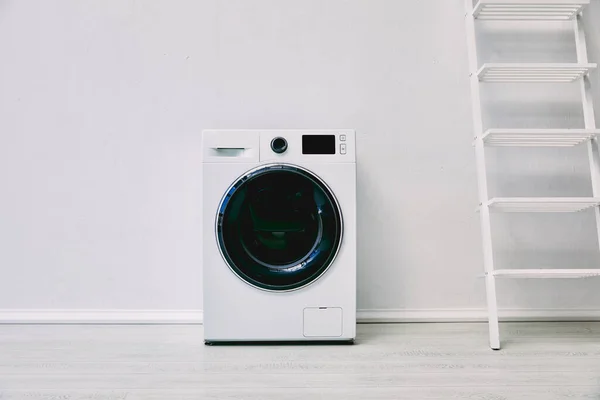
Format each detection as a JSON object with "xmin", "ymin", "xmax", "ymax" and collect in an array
[{"xmin": 202, "ymin": 130, "xmax": 356, "ymax": 344}]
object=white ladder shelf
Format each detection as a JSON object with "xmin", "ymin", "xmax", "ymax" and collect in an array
[
  {"xmin": 473, "ymin": 0, "xmax": 589, "ymax": 20},
  {"xmin": 465, "ymin": 0, "xmax": 600, "ymax": 350},
  {"xmin": 480, "ymin": 128, "xmax": 600, "ymax": 146},
  {"xmin": 477, "ymin": 62, "xmax": 596, "ymax": 82}
]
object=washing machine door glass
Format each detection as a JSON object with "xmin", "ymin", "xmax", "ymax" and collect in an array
[{"xmin": 216, "ymin": 164, "xmax": 343, "ymax": 291}]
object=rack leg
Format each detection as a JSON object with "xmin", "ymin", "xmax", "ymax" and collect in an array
[
  {"xmin": 466, "ymin": 0, "xmax": 501, "ymax": 350},
  {"xmin": 485, "ymin": 274, "xmax": 500, "ymax": 350},
  {"xmin": 475, "ymin": 140, "xmax": 501, "ymax": 350},
  {"xmin": 575, "ymin": 15, "xmax": 600, "ymax": 266}
]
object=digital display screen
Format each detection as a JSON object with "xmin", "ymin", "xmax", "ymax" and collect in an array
[{"xmin": 302, "ymin": 135, "xmax": 336, "ymax": 155}]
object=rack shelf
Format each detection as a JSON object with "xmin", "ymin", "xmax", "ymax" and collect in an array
[
  {"xmin": 485, "ymin": 197, "xmax": 600, "ymax": 212},
  {"xmin": 473, "ymin": 0, "xmax": 589, "ymax": 21},
  {"xmin": 493, "ymin": 269, "xmax": 600, "ymax": 278},
  {"xmin": 477, "ymin": 63, "xmax": 597, "ymax": 82},
  {"xmin": 480, "ymin": 128, "xmax": 599, "ymax": 147}
]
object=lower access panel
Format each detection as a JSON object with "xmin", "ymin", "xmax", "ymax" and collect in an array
[{"xmin": 303, "ymin": 307, "xmax": 343, "ymax": 337}]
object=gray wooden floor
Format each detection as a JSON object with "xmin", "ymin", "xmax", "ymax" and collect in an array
[{"xmin": 1, "ymin": 323, "xmax": 599, "ymax": 399}]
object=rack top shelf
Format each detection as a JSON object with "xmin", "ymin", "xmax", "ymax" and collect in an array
[
  {"xmin": 485, "ymin": 197, "xmax": 600, "ymax": 213},
  {"xmin": 493, "ymin": 269, "xmax": 600, "ymax": 278},
  {"xmin": 477, "ymin": 63, "xmax": 597, "ymax": 83},
  {"xmin": 473, "ymin": 0, "xmax": 589, "ymax": 20}
]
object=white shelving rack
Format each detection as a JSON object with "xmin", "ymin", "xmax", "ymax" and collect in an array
[{"xmin": 465, "ymin": 0, "xmax": 600, "ymax": 349}]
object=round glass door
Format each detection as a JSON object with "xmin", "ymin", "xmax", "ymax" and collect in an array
[{"xmin": 216, "ymin": 164, "xmax": 343, "ymax": 291}]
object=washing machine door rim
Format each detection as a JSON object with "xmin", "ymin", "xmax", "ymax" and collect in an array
[{"xmin": 215, "ymin": 163, "xmax": 343, "ymax": 292}]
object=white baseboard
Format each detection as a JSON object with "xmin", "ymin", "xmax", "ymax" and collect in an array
[
  {"xmin": 0, "ymin": 310, "xmax": 204, "ymax": 324},
  {"xmin": 0, "ymin": 308, "xmax": 599, "ymax": 324},
  {"xmin": 357, "ymin": 309, "xmax": 487, "ymax": 323},
  {"xmin": 357, "ymin": 308, "xmax": 600, "ymax": 323}
]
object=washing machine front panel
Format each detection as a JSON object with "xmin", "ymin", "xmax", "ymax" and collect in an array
[
  {"xmin": 202, "ymin": 130, "xmax": 356, "ymax": 342},
  {"xmin": 217, "ymin": 164, "xmax": 342, "ymax": 292}
]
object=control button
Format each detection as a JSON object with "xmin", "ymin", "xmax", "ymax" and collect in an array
[
  {"xmin": 340, "ymin": 134, "xmax": 346, "ymax": 142},
  {"xmin": 270, "ymin": 137, "xmax": 288, "ymax": 154},
  {"xmin": 340, "ymin": 143, "xmax": 347, "ymax": 154}
]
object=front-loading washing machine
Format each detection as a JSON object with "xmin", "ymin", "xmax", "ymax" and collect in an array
[{"xmin": 202, "ymin": 130, "xmax": 356, "ymax": 343}]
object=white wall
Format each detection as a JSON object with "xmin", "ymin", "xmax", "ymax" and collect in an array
[{"xmin": 0, "ymin": 0, "xmax": 599, "ymax": 319}]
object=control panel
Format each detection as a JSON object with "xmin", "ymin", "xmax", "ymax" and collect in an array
[
  {"xmin": 300, "ymin": 133, "xmax": 349, "ymax": 156},
  {"xmin": 202, "ymin": 130, "xmax": 355, "ymax": 164}
]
